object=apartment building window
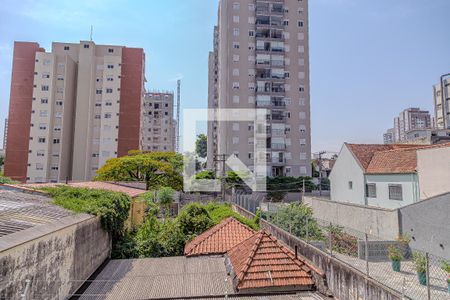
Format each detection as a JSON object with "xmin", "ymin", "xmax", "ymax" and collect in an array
[
  {"xmin": 300, "ymin": 153, "xmax": 307, "ymax": 160},
  {"xmin": 95, "ymin": 114, "xmax": 101, "ymax": 119},
  {"xmin": 233, "ymin": 2, "xmax": 240, "ymax": 10},
  {"xmin": 102, "ymin": 151, "xmax": 111, "ymax": 157},
  {"xmin": 233, "ymin": 42, "xmax": 240, "ymax": 49},
  {"xmin": 248, "ymin": 3, "xmax": 255, "ymax": 10},
  {"xmin": 106, "ymin": 88, "xmax": 113, "ymax": 94},
  {"xmin": 36, "ymin": 164, "xmax": 44, "ymax": 171},
  {"xmin": 389, "ymin": 184, "xmax": 403, "ymax": 200},
  {"xmin": 233, "ymin": 69, "xmax": 240, "ymax": 76},
  {"xmin": 248, "ymin": 43, "xmax": 255, "ymax": 51},
  {"xmin": 39, "ymin": 123, "xmax": 47, "ymax": 130},
  {"xmin": 298, "ymin": 21, "xmax": 304, "ymax": 27},
  {"xmin": 56, "ymin": 101, "xmax": 63, "ymax": 106},
  {"xmin": 53, "ymin": 139, "xmax": 60, "ymax": 144},
  {"xmin": 37, "ymin": 150, "xmax": 45, "ymax": 157},
  {"xmin": 298, "ymin": 32, "xmax": 305, "ymax": 40},
  {"xmin": 299, "ymin": 125, "xmax": 306, "ymax": 133},
  {"xmin": 232, "ymin": 82, "xmax": 240, "ymax": 90},
  {"xmin": 42, "ymin": 72, "xmax": 50, "ymax": 79},
  {"xmin": 38, "ymin": 137, "xmax": 46, "ymax": 143},
  {"xmin": 57, "ymin": 75, "xmax": 64, "ymax": 81},
  {"xmin": 51, "ymin": 165, "xmax": 59, "ymax": 170},
  {"xmin": 108, "ymin": 48, "xmax": 114, "ymax": 53},
  {"xmin": 366, "ymin": 183, "xmax": 377, "ymax": 198},
  {"xmin": 232, "ymin": 137, "xmax": 239, "ymax": 144},
  {"xmin": 248, "ymin": 138, "xmax": 254, "ymax": 145},
  {"xmin": 64, "ymin": 46, "xmax": 70, "ymax": 50},
  {"xmin": 107, "ymin": 76, "xmax": 114, "ymax": 81},
  {"xmin": 107, "ymin": 64, "xmax": 114, "ymax": 69},
  {"xmin": 84, "ymin": 44, "xmax": 90, "ymax": 49},
  {"xmin": 232, "ymin": 123, "xmax": 240, "ymax": 131},
  {"xmin": 299, "ymin": 139, "xmax": 306, "ymax": 146},
  {"xmin": 39, "ymin": 110, "xmax": 48, "ymax": 117},
  {"xmin": 248, "ymin": 16, "xmax": 255, "ymax": 24},
  {"xmin": 43, "ymin": 59, "xmax": 51, "ymax": 66},
  {"xmin": 299, "ymin": 85, "xmax": 305, "ymax": 92},
  {"xmin": 41, "ymin": 85, "xmax": 49, "ymax": 91},
  {"xmin": 248, "ymin": 152, "xmax": 254, "ymax": 159},
  {"xmin": 54, "ymin": 126, "xmax": 61, "ymax": 132},
  {"xmin": 233, "ymin": 16, "xmax": 239, "ymax": 23},
  {"xmin": 55, "ymin": 112, "xmax": 62, "ymax": 118},
  {"xmin": 249, "ymin": 30, "xmax": 255, "ymax": 37},
  {"xmin": 95, "ymin": 102, "xmax": 102, "ymax": 107},
  {"xmin": 104, "ymin": 113, "xmax": 112, "ymax": 119},
  {"xmin": 96, "ymin": 89, "xmax": 102, "ymax": 94},
  {"xmin": 348, "ymin": 181, "xmax": 353, "ymax": 190},
  {"xmin": 233, "ymin": 95, "xmax": 240, "ymax": 103},
  {"xmin": 105, "ymin": 102, "xmax": 112, "ymax": 106},
  {"xmin": 300, "ymin": 166, "xmax": 307, "ymax": 175},
  {"xmin": 283, "ymin": 20, "xmax": 289, "ymax": 26},
  {"xmin": 41, "ymin": 98, "xmax": 48, "ymax": 104}
]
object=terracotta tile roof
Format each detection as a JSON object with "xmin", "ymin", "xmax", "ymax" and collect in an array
[
  {"xmin": 366, "ymin": 148, "xmax": 418, "ymax": 174},
  {"xmin": 18, "ymin": 181, "xmax": 146, "ymax": 198},
  {"xmin": 346, "ymin": 143, "xmax": 450, "ymax": 174},
  {"xmin": 184, "ymin": 217, "xmax": 256, "ymax": 257},
  {"xmin": 226, "ymin": 231, "xmax": 315, "ymax": 292}
]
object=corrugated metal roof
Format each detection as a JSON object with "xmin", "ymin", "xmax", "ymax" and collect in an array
[
  {"xmin": 0, "ymin": 190, "xmax": 72, "ymax": 238},
  {"xmin": 75, "ymin": 257, "xmax": 322, "ymax": 300}
]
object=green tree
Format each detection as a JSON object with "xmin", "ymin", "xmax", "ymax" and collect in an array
[
  {"xmin": 157, "ymin": 186, "xmax": 175, "ymax": 215},
  {"xmin": 95, "ymin": 152, "xmax": 183, "ymax": 191},
  {"xmin": 176, "ymin": 203, "xmax": 215, "ymax": 238},
  {"xmin": 195, "ymin": 170, "xmax": 215, "ymax": 180},
  {"xmin": 272, "ymin": 203, "xmax": 323, "ymax": 240},
  {"xmin": 195, "ymin": 134, "xmax": 207, "ymax": 158}
]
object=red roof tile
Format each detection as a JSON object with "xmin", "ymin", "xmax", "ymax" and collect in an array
[
  {"xmin": 226, "ymin": 231, "xmax": 315, "ymax": 292},
  {"xmin": 346, "ymin": 143, "xmax": 450, "ymax": 174},
  {"xmin": 184, "ymin": 217, "xmax": 256, "ymax": 257}
]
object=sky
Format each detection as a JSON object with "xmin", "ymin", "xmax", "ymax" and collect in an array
[{"xmin": 0, "ymin": 0, "xmax": 449, "ymax": 153}]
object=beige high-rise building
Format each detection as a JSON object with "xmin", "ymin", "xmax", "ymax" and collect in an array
[
  {"xmin": 5, "ymin": 41, "xmax": 145, "ymax": 183},
  {"xmin": 393, "ymin": 108, "xmax": 432, "ymax": 142},
  {"xmin": 142, "ymin": 92, "xmax": 176, "ymax": 152},
  {"xmin": 433, "ymin": 76, "xmax": 450, "ymax": 130},
  {"xmin": 208, "ymin": 0, "xmax": 312, "ymax": 177}
]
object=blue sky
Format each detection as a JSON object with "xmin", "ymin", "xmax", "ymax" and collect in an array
[{"xmin": 0, "ymin": 0, "xmax": 449, "ymax": 153}]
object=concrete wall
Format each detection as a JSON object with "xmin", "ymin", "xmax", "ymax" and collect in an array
[
  {"xmin": 0, "ymin": 215, "xmax": 110, "ymax": 300},
  {"xmin": 304, "ymin": 196, "xmax": 400, "ymax": 240},
  {"xmin": 399, "ymin": 192, "xmax": 450, "ymax": 259},
  {"xmin": 329, "ymin": 145, "xmax": 366, "ymax": 205},
  {"xmin": 417, "ymin": 146, "xmax": 450, "ymax": 200},
  {"xmin": 260, "ymin": 219, "xmax": 402, "ymax": 300},
  {"xmin": 365, "ymin": 174, "xmax": 419, "ymax": 209}
]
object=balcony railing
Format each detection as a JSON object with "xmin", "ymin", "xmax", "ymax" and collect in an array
[{"xmin": 271, "ymin": 143, "xmax": 286, "ymax": 150}]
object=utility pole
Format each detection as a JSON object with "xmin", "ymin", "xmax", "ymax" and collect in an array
[
  {"xmin": 214, "ymin": 154, "xmax": 227, "ymax": 201},
  {"xmin": 317, "ymin": 151, "xmax": 326, "ymax": 197}
]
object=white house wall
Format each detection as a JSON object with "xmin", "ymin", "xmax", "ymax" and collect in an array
[
  {"xmin": 417, "ymin": 146, "xmax": 450, "ymax": 200},
  {"xmin": 329, "ymin": 145, "xmax": 365, "ymax": 205},
  {"xmin": 365, "ymin": 174, "xmax": 419, "ymax": 209}
]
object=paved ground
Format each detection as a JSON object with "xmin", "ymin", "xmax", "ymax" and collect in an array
[{"xmin": 333, "ymin": 252, "xmax": 450, "ymax": 300}]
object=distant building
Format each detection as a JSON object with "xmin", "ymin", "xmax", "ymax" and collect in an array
[
  {"xmin": 433, "ymin": 75, "xmax": 450, "ymax": 129},
  {"xmin": 4, "ymin": 41, "xmax": 145, "ymax": 183},
  {"xmin": 393, "ymin": 108, "xmax": 432, "ymax": 142},
  {"xmin": 383, "ymin": 128, "xmax": 395, "ymax": 144},
  {"xmin": 207, "ymin": 26, "xmax": 219, "ymax": 170},
  {"xmin": 330, "ymin": 143, "xmax": 450, "ymax": 209},
  {"xmin": 142, "ymin": 92, "xmax": 176, "ymax": 152},
  {"xmin": 3, "ymin": 118, "xmax": 8, "ymax": 151},
  {"xmin": 402, "ymin": 128, "xmax": 450, "ymax": 145}
]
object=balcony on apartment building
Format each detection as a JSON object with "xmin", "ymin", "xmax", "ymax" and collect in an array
[
  {"xmin": 256, "ymin": 96, "xmax": 287, "ymax": 108},
  {"xmin": 256, "ymin": 82, "xmax": 285, "ymax": 95},
  {"xmin": 256, "ymin": 29, "xmax": 284, "ymax": 40},
  {"xmin": 256, "ymin": 2, "xmax": 284, "ymax": 16},
  {"xmin": 255, "ymin": 16, "xmax": 284, "ymax": 29},
  {"xmin": 255, "ymin": 41, "xmax": 285, "ymax": 54}
]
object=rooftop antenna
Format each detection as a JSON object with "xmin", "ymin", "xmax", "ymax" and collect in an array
[
  {"xmin": 176, "ymin": 79, "xmax": 181, "ymax": 153},
  {"xmin": 90, "ymin": 25, "xmax": 93, "ymax": 41}
]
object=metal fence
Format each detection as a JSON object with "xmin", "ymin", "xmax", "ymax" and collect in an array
[{"xmin": 264, "ymin": 212, "xmax": 450, "ymax": 300}]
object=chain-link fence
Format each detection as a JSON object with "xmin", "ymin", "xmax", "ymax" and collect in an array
[{"xmin": 263, "ymin": 211, "xmax": 450, "ymax": 300}]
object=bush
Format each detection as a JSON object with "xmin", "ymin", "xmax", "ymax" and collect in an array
[
  {"xmin": 176, "ymin": 203, "xmax": 215, "ymax": 237},
  {"xmin": 0, "ymin": 175, "xmax": 17, "ymax": 184},
  {"xmin": 205, "ymin": 202, "xmax": 259, "ymax": 230},
  {"xmin": 412, "ymin": 252, "xmax": 427, "ymax": 274},
  {"xmin": 388, "ymin": 245, "xmax": 403, "ymax": 261},
  {"xmin": 42, "ymin": 186, "xmax": 130, "ymax": 241},
  {"xmin": 272, "ymin": 203, "xmax": 323, "ymax": 240}
]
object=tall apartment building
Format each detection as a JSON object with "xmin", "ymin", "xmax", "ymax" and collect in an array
[
  {"xmin": 433, "ymin": 75, "xmax": 450, "ymax": 129},
  {"xmin": 142, "ymin": 92, "xmax": 176, "ymax": 152},
  {"xmin": 208, "ymin": 0, "xmax": 311, "ymax": 177},
  {"xmin": 207, "ymin": 26, "xmax": 220, "ymax": 170},
  {"xmin": 4, "ymin": 41, "xmax": 145, "ymax": 183},
  {"xmin": 383, "ymin": 128, "xmax": 394, "ymax": 144},
  {"xmin": 393, "ymin": 108, "xmax": 432, "ymax": 142}
]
